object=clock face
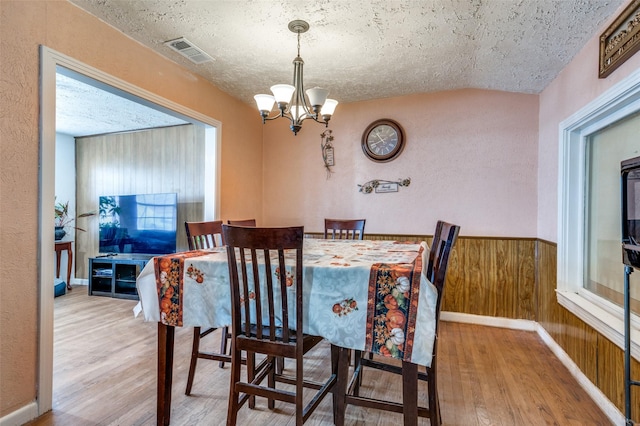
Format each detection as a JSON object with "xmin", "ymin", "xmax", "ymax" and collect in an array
[{"xmin": 362, "ymin": 119, "xmax": 405, "ymax": 162}]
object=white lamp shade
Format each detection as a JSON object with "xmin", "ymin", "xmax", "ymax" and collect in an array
[
  {"xmin": 270, "ymin": 84, "xmax": 295, "ymax": 104},
  {"xmin": 254, "ymin": 94, "xmax": 275, "ymax": 112},
  {"xmin": 306, "ymin": 87, "xmax": 329, "ymax": 107},
  {"xmin": 320, "ymin": 98, "xmax": 338, "ymax": 116},
  {"xmin": 290, "ymin": 104, "xmax": 308, "ymax": 121}
]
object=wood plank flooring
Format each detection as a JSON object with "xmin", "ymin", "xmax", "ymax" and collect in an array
[{"xmin": 26, "ymin": 286, "xmax": 611, "ymax": 425}]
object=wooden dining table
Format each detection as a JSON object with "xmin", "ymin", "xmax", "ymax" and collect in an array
[{"xmin": 135, "ymin": 238, "xmax": 437, "ymax": 425}]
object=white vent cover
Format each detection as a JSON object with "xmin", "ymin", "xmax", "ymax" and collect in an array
[{"xmin": 164, "ymin": 37, "xmax": 213, "ymax": 64}]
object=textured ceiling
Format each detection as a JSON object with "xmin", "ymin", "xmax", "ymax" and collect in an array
[
  {"xmin": 60, "ymin": 0, "xmax": 625, "ymax": 136},
  {"xmin": 56, "ymin": 73, "xmax": 188, "ymax": 136}
]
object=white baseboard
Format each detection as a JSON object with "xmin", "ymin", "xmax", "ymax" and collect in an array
[
  {"xmin": 0, "ymin": 401, "xmax": 38, "ymax": 426},
  {"xmin": 440, "ymin": 311, "xmax": 537, "ymax": 331},
  {"xmin": 71, "ymin": 278, "xmax": 88, "ymax": 285},
  {"xmin": 535, "ymin": 324, "xmax": 626, "ymax": 425},
  {"xmin": 441, "ymin": 311, "xmax": 626, "ymax": 426}
]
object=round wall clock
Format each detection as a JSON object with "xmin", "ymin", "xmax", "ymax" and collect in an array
[{"xmin": 361, "ymin": 119, "xmax": 405, "ymax": 162}]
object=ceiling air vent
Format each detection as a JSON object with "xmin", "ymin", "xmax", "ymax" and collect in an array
[{"xmin": 164, "ymin": 37, "xmax": 213, "ymax": 64}]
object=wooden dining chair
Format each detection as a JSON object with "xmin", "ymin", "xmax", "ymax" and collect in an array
[
  {"xmin": 324, "ymin": 218, "xmax": 366, "ymax": 240},
  {"xmin": 222, "ymin": 224, "xmax": 337, "ymax": 425},
  {"xmin": 184, "ymin": 220, "xmax": 232, "ymax": 395},
  {"xmin": 185, "ymin": 220, "xmax": 224, "ymax": 250},
  {"xmin": 341, "ymin": 221, "xmax": 460, "ymax": 426},
  {"xmin": 227, "ymin": 219, "xmax": 257, "ymax": 227}
]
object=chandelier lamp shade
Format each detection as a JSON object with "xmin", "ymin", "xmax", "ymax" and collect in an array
[{"xmin": 254, "ymin": 20, "xmax": 338, "ymax": 135}]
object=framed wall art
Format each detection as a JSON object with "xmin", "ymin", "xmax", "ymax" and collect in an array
[{"xmin": 599, "ymin": 0, "xmax": 640, "ymax": 78}]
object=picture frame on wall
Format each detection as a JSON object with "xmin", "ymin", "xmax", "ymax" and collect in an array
[
  {"xmin": 375, "ymin": 182, "xmax": 399, "ymax": 193},
  {"xmin": 599, "ymin": 0, "xmax": 640, "ymax": 78},
  {"xmin": 324, "ymin": 146, "xmax": 334, "ymax": 167}
]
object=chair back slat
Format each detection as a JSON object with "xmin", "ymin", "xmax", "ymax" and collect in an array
[
  {"xmin": 324, "ymin": 218, "xmax": 366, "ymax": 240},
  {"xmin": 239, "ymin": 247, "xmax": 252, "ymax": 337},
  {"xmin": 429, "ymin": 221, "xmax": 460, "ymax": 344},
  {"xmin": 185, "ymin": 220, "xmax": 224, "ymax": 250},
  {"xmin": 228, "ymin": 219, "xmax": 257, "ymax": 227},
  {"xmin": 276, "ymin": 249, "xmax": 291, "ymax": 343},
  {"xmin": 223, "ymin": 225, "xmax": 304, "ymax": 350},
  {"xmin": 426, "ymin": 221, "xmax": 444, "ymax": 282},
  {"xmin": 430, "ymin": 221, "xmax": 459, "ymax": 294}
]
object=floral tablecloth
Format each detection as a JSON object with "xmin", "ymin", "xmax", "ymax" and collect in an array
[{"xmin": 135, "ymin": 239, "xmax": 438, "ymax": 367}]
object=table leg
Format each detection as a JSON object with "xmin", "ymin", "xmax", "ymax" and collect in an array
[
  {"xmin": 157, "ymin": 323, "xmax": 175, "ymax": 426},
  {"xmin": 66, "ymin": 244, "xmax": 73, "ymax": 290},
  {"xmin": 55, "ymin": 251, "xmax": 62, "ymax": 280},
  {"xmin": 332, "ymin": 346, "xmax": 349, "ymax": 426}
]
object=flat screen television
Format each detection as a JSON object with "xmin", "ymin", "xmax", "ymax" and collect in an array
[
  {"xmin": 621, "ymin": 156, "xmax": 640, "ymax": 269},
  {"xmin": 99, "ymin": 192, "xmax": 178, "ymax": 256}
]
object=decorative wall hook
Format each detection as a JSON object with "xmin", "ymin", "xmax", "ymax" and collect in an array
[
  {"xmin": 320, "ymin": 130, "xmax": 335, "ymax": 178},
  {"xmin": 358, "ymin": 178, "xmax": 411, "ymax": 194}
]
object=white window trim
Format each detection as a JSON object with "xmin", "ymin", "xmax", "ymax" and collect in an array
[{"xmin": 557, "ymin": 67, "xmax": 640, "ymax": 361}]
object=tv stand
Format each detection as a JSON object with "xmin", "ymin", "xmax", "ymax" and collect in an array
[{"xmin": 88, "ymin": 256, "xmax": 149, "ymax": 300}]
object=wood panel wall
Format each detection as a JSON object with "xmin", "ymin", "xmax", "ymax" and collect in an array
[
  {"xmin": 307, "ymin": 233, "xmax": 537, "ymax": 320},
  {"xmin": 308, "ymin": 232, "xmax": 639, "ymax": 419},
  {"xmin": 74, "ymin": 124, "xmax": 205, "ymax": 278},
  {"xmin": 537, "ymin": 240, "xmax": 639, "ymax": 421}
]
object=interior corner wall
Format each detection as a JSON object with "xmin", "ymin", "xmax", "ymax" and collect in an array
[
  {"xmin": 262, "ymin": 88, "xmax": 540, "ymax": 238},
  {"xmin": 0, "ymin": 1, "xmax": 262, "ymax": 419},
  {"xmin": 534, "ymin": 1, "xmax": 640, "ymax": 420},
  {"xmin": 537, "ymin": 2, "xmax": 640, "ymax": 244}
]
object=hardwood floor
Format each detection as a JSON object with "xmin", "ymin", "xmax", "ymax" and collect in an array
[{"xmin": 26, "ymin": 286, "xmax": 611, "ymax": 425}]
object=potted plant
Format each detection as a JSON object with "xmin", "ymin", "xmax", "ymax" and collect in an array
[{"xmin": 55, "ymin": 198, "xmax": 94, "ymax": 240}]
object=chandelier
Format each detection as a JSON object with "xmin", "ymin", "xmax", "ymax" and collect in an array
[{"xmin": 254, "ymin": 20, "xmax": 338, "ymax": 136}]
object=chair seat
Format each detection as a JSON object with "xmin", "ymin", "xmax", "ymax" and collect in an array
[{"xmin": 236, "ymin": 328, "xmax": 324, "ymax": 358}]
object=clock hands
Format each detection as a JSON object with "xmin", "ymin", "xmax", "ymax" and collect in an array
[{"xmin": 362, "ymin": 119, "xmax": 404, "ymax": 162}]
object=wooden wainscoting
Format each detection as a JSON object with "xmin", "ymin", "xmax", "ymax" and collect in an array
[
  {"xmin": 308, "ymin": 233, "xmax": 538, "ymax": 320},
  {"xmin": 308, "ymin": 232, "xmax": 639, "ymax": 420},
  {"xmin": 443, "ymin": 236, "xmax": 536, "ymax": 320},
  {"xmin": 537, "ymin": 239, "xmax": 640, "ymax": 422}
]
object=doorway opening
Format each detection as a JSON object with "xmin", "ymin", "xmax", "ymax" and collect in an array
[{"xmin": 39, "ymin": 46, "xmax": 221, "ymax": 414}]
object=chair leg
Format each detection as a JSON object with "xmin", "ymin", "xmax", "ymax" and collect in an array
[
  {"xmin": 185, "ymin": 327, "xmax": 201, "ymax": 395},
  {"xmin": 427, "ymin": 367, "xmax": 442, "ymax": 425},
  {"xmin": 352, "ymin": 350, "xmax": 362, "ymax": 396},
  {"xmin": 219, "ymin": 326, "xmax": 229, "ymax": 368},
  {"xmin": 247, "ymin": 351, "xmax": 256, "ymax": 409},
  {"xmin": 401, "ymin": 361, "xmax": 418, "ymax": 426},
  {"xmin": 268, "ymin": 356, "xmax": 276, "ymax": 410},
  {"xmin": 295, "ymin": 350, "xmax": 304, "ymax": 426},
  {"xmin": 226, "ymin": 345, "xmax": 242, "ymax": 426}
]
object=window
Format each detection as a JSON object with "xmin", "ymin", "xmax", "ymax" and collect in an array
[
  {"xmin": 585, "ymin": 113, "xmax": 640, "ymax": 315},
  {"xmin": 558, "ymin": 68, "xmax": 640, "ymax": 357}
]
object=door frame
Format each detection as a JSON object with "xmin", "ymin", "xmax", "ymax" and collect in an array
[{"xmin": 39, "ymin": 46, "xmax": 222, "ymax": 414}]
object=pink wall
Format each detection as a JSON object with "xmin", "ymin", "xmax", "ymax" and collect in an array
[
  {"xmin": 0, "ymin": 0, "xmax": 262, "ymax": 417},
  {"xmin": 538, "ymin": 2, "xmax": 640, "ymax": 243},
  {"xmin": 262, "ymin": 89, "xmax": 539, "ymax": 237}
]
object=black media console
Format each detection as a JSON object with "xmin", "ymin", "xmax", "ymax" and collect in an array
[{"xmin": 88, "ymin": 256, "xmax": 150, "ymax": 300}]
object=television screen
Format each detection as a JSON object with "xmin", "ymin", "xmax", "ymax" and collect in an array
[
  {"xmin": 622, "ymin": 156, "xmax": 640, "ymax": 269},
  {"xmin": 99, "ymin": 193, "xmax": 177, "ymax": 255}
]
